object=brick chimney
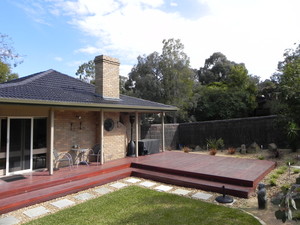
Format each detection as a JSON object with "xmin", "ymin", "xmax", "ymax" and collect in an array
[{"xmin": 94, "ymin": 55, "xmax": 120, "ymax": 100}]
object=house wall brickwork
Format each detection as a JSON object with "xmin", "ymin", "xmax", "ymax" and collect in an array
[
  {"xmin": 94, "ymin": 55, "xmax": 120, "ymax": 99},
  {"xmin": 54, "ymin": 110, "xmax": 98, "ymax": 156},
  {"xmin": 54, "ymin": 110, "xmax": 131, "ymax": 163},
  {"xmin": 103, "ymin": 112, "xmax": 128, "ymax": 162}
]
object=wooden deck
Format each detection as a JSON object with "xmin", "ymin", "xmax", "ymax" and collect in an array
[{"xmin": 0, "ymin": 151, "xmax": 276, "ymax": 214}]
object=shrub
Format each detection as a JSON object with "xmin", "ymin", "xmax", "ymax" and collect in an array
[
  {"xmin": 227, "ymin": 147, "xmax": 236, "ymax": 155},
  {"xmin": 270, "ymin": 174, "xmax": 279, "ymax": 179},
  {"xmin": 209, "ymin": 149, "xmax": 217, "ymax": 155},
  {"xmin": 293, "ymin": 168, "xmax": 300, "ymax": 174},
  {"xmin": 276, "ymin": 166, "xmax": 288, "ymax": 175},
  {"xmin": 257, "ymin": 155, "xmax": 265, "ymax": 160},
  {"xmin": 182, "ymin": 147, "xmax": 191, "ymax": 153},
  {"xmin": 206, "ymin": 138, "xmax": 224, "ymax": 150},
  {"xmin": 269, "ymin": 178, "xmax": 277, "ymax": 186}
]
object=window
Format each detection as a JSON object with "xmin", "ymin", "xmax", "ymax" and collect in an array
[{"xmin": 33, "ymin": 118, "xmax": 47, "ymax": 149}]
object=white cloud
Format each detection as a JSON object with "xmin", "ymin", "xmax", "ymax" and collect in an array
[
  {"xmin": 54, "ymin": 56, "xmax": 63, "ymax": 62},
  {"xmin": 75, "ymin": 46, "xmax": 103, "ymax": 55},
  {"xmin": 50, "ymin": 0, "xmax": 300, "ymax": 79}
]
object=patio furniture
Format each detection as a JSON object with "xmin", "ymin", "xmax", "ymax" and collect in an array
[
  {"xmin": 88, "ymin": 144, "xmax": 101, "ymax": 165},
  {"xmin": 53, "ymin": 149, "xmax": 73, "ymax": 169},
  {"xmin": 71, "ymin": 148, "xmax": 90, "ymax": 166},
  {"xmin": 138, "ymin": 139, "xmax": 160, "ymax": 155}
]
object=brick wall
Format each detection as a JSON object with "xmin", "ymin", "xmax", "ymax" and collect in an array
[
  {"xmin": 103, "ymin": 112, "xmax": 128, "ymax": 162},
  {"xmin": 94, "ymin": 55, "xmax": 120, "ymax": 99},
  {"xmin": 54, "ymin": 110, "xmax": 131, "ymax": 163},
  {"xmin": 54, "ymin": 110, "xmax": 98, "ymax": 153}
]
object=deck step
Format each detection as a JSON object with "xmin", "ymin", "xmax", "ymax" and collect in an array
[
  {"xmin": 0, "ymin": 163, "xmax": 131, "ymax": 200},
  {"xmin": 0, "ymin": 168, "xmax": 132, "ymax": 214},
  {"xmin": 131, "ymin": 162, "xmax": 254, "ymax": 187},
  {"xmin": 131, "ymin": 168, "xmax": 253, "ymax": 198}
]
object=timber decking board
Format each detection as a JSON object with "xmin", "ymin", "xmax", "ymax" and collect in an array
[{"xmin": 0, "ymin": 151, "xmax": 275, "ymax": 214}]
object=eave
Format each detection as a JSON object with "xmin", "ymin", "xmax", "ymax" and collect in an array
[{"xmin": 0, "ymin": 98, "xmax": 178, "ymax": 113}]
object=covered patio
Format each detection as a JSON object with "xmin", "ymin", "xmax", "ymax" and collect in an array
[{"xmin": 0, "ymin": 151, "xmax": 276, "ymax": 214}]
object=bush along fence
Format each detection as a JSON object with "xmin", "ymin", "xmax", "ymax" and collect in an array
[{"xmin": 141, "ymin": 115, "xmax": 287, "ymax": 150}]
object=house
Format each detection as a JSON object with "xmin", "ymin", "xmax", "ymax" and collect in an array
[{"xmin": 0, "ymin": 55, "xmax": 177, "ymax": 176}]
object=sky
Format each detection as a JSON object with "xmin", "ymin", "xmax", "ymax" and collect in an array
[{"xmin": 0, "ymin": 0, "xmax": 299, "ymax": 81}]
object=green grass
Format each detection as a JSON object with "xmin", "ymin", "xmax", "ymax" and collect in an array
[{"xmin": 25, "ymin": 186, "xmax": 260, "ymax": 225}]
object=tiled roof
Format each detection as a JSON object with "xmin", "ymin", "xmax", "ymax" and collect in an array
[{"xmin": 0, "ymin": 69, "xmax": 177, "ymax": 111}]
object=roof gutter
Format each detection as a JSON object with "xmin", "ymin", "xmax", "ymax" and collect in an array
[{"xmin": 0, "ymin": 98, "xmax": 178, "ymax": 112}]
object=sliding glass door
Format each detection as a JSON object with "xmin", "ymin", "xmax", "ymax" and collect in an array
[{"xmin": 7, "ymin": 118, "xmax": 33, "ymax": 174}]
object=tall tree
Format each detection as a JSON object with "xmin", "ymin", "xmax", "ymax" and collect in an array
[
  {"xmin": 0, "ymin": 33, "xmax": 20, "ymax": 82},
  {"xmin": 160, "ymin": 39, "xmax": 194, "ymax": 121},
  {"xmin": 274, "ymin": 43, "xmax": 300, "ymax": 150},
  {"xmin": 126, "ymin": 39, "xmax": 195, "ymax": 122},
  {"xmin": 125, "ymin": 52, "xmax": 163, "ymax": 101},
  {"xmin": 75, "ymin": 60, "xmax": 95, "ymax": 84},
  {"xmin": 0, "ymin": 33, "xmax": 22, "ymax": 67},
  {"xmin": 192, "ymin": 52, "xmax": 257, "ymax": 121},
  {"xmin": 198, "ymin": 52, "xmax": 236, "ymax": 85},
  {"xmin": 0, "ymin": 62, "xmax": 18, "ymax": 83}
]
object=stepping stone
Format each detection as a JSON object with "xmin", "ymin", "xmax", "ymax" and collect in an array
[
  {"xmin": 23, "ymin": 206, "xmax": 50, "ymax": 218},
  {"xmin": 192, "ymin": 192, "xmax": 213, "ymax": 200},
  {"xmin": 51, "ymin": 199, "xmax": 75, "ymax": 209},
  {"xmin": 94, "ymin": 187, "xmax": 112, "ymax": 195},
  {"xmin": 140, "ymin": 181, "xmax": 156, "ymax": 187},
  {"xmin": 125, "ymin": 178, "xmax": 141, "ymax": 183},
  {"xmin": 74, "ymin": 193, "xmax": 95, "ymax": 201},
  {"xmin": 154, "ymin": 185, "xmax": 173, "ymax": 192},
  {"xmin": 0, "ymin": 216, "xmax": 20, "ymax": 225},
  {"xmin": 110, "ymin": 182, "xmax": 128, "ymax": 189},
  {"xmin": 171, "ymin": 189, "xmax": 191, "ymax": 196}
]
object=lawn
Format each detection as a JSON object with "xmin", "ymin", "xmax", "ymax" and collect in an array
[{"xmin": 25, "ymin": 186, "xmax": 261, "ymax": 225}]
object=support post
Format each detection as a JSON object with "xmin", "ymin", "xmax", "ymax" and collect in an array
[
  {"xmin": 100, "ymin": 110, "xmax": 104, "ymax": 164},
  {"xmin": 49, "ymin": 108, "xmax": 54, "ymax": 175},
  {"xmin": 161, "ymin": 112, "xmax": 165, "ymax": 152},
  {"xmin": 135, "ymin": 112, "xmax": 139, "ymax": 157}
]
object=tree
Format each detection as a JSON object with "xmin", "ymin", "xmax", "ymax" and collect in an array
[
  {"xmin": 125, "ymin": 39, "xmax": 195, "ymax": 122},
  {"xmin": 160, "ymin": 39, "xmax": 194, "ymax": 121},
  {"xmin": 0, "ymin": 33, "xmax": 22, "ymax": 67},
  {"xmin": 75, "ymin": 60, "xmax": 95, "ymax": 84},
  {"xmin": 192, "ymin": 52, "xmax": 258, "ymax": 121},
  {"xmin": 0, "ymin": 33, "xmax": 20, "ymax": 82},
  {"xmin": 0, "ymin": 61, "xmax": 18, "ymax": 83},
  {"xmin": 198, "ymin": 52, "xmax": 236, "ymax": 85},
  {"xmin": 125, "ymin": 52, "xmax": 163, "ymax": 101},
  {"xmin": 274, "ymin": 43, "xmax": 300, "ymax": 150}
]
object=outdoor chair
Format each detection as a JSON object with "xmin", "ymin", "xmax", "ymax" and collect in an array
[
  {"xmin": 89, "ymin": 144, "xmax": 101, "ymax": 165},
  {"xmin": 53, "ymin": 149, "xmax": 73, "ymax": 169}
]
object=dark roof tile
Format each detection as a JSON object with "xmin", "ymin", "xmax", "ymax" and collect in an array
[{"xmin": 0, "ymin": 69, "xmax": 176, "ymax": 111}]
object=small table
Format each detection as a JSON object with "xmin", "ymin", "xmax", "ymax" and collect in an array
[{"xmin": 71, "ymin": 148, "xmax": 89, "ymax": 166}]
